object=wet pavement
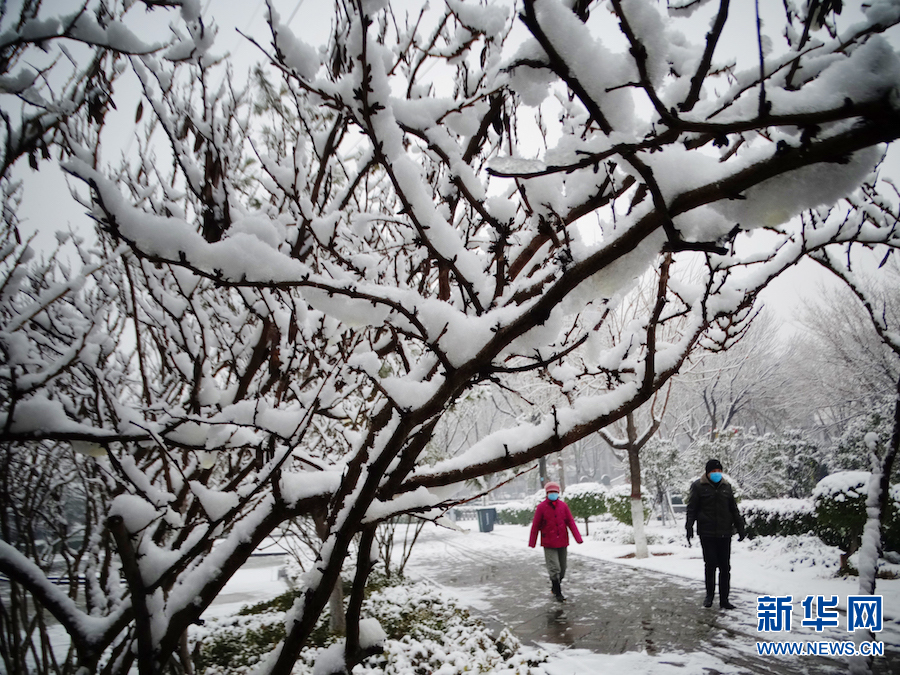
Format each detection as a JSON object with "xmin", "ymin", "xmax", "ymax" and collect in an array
[{"xmin": 406, "ymin": 527, "xmax": 900, "ymax": 674}]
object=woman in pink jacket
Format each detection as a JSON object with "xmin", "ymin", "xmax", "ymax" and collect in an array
[{"xmin": 528, "ymin": 481, "xmax": 583, "ymax": 601}]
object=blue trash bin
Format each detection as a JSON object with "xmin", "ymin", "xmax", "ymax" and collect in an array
[{"xmin": 476, "ymin": 507, "xmax": 496, "ymax": 532}]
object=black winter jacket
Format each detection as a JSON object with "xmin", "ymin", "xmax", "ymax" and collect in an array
[{"xmin": 686, "ymin": 475, "xmax": 745, "ymax": 539}]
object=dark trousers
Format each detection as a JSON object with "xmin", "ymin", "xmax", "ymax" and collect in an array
[{"xmin": 699, "ymin": 536, "xmax": 731, "ymax": 600}]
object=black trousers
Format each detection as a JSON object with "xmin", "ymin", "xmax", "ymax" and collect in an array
[{"xmin": 699, "ymin": 536, "xmax": 731, "ymax": 600}]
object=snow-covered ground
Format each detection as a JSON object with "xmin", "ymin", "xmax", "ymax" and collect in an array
[
  {"xmin": 419, "ymin": 515, "xmax": 899, "ymax": 618},
  {"xmin": 403, "ymin": 516, "xmax": 900, "ymax": 674},
  {"xmin": 533, "ymin": 518, "xmax": 900, "ymax": 619},
  {"xmin": 201, "ymin": 516, "xmax": 899, "ymax": 674}
]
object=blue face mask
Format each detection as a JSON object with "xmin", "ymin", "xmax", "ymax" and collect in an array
[
  {"xmin": 709, "ymin": 472, "xmax": 723, "ymax": 483},
  {"xmin": 548, "ymin": 492, "xmax": 560, "ymax": 501}
]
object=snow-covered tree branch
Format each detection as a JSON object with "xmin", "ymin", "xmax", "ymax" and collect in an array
[{"xmin": 3, "ymin": 0, "xmax": 900, "ymax": 673}]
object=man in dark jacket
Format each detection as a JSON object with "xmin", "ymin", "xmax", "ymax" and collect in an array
[
  {"xmin": 529, "ymin": 481, "xmax": 583, "ymax": 601},
  {"xmin": 685, "ymin": 459, "xmax": 745, "ymax": 609}
]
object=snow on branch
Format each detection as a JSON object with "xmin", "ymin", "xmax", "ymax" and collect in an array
[{"xmin": 4, "ymin": 1, "xmax": 900, "ymax": 673}]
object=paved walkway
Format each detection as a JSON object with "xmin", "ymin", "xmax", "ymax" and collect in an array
[{"xmin": 405, "ymin": 527, "xmax": 900, "ymax": 675}]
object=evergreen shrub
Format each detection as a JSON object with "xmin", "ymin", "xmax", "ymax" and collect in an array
[
  {"xmin": 494, "ymin": 500, "xmax": 535, "ymax": 526},
  {"xmin": 607, "ymin": 485, "xmax": 651, "ymax": 526},
  {"xmin": 813, "ymin": 472, "xmax": 869, "ymax": 554},
  {"xmin": 563, "ymin": 482, "xmax": 607, "ymax": 535},
  {"xmin": 564, "ymin": 483, "xmax": 607, "ymax": 518},
  {"xmin": 495, "ymin": 490, "xmax": 543, "ymax": 526},
  {"xmin": 812, "ymin": 472, "xmax": 900, "ymax": 561},
  {"xmin": 742, "ymin": 499, "xmax": 816, "ymax": 538}
]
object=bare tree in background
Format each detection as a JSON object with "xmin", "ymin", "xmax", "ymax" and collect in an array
[
  {"xmin": 675, "ymin": 310, "xmax": 798, "ymax": 442},
  {"xmin": 595, "ymin": 259, "xmax": 678, "ymax": 558},
  {"xmin": 799, "ymin": 273, "xmax": 900, "ymax": 441}
]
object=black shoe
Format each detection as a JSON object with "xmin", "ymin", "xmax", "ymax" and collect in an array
[
  {"xmin": 551, "ymin": 579, "xmax": 565, "ymax": 601},
  {"xmin": 703, "ymin": 595, "xmax": 713, "ymax": 608},
  {"xmin": 720, "ymin": 600, "xmax": 736, "ymax": 610}
]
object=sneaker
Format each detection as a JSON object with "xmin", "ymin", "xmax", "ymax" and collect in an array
[
  {"xmin": 703, "ymin": 595, "xmax": 713, "ymax": 608},
  {"xmin": 720, "ymin": 600, "xmax": 736, "ymax": 610}
]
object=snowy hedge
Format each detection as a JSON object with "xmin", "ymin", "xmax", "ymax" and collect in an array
[
  {"xmin": 495, "ymin": 497, "xmax": 539, "ymax": 526},
  {"xmin": 813, "ymin": 472, "xmax": 870, "ymax": 554},
  {"xmin": 813, "ymin": 472, "xmax": 900, "ymax": 554},
  {"xmin": 742, "ymin": 499, "xmax": 816, "ymax": 538},
  {"xmin": 606, "ymin": 485, "xmax": 651, "ymax": 527}
]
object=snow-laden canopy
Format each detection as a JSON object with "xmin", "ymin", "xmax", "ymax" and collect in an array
[{"xmin": 2, "ymin": 1, "xmax": 900, "ymax": 673}]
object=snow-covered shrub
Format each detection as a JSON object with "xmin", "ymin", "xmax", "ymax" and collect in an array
[
  {"xmin": 495, "ymin": 502, "xmax": 532, "ymax": 525},
  {"xmin": 744, "ymin": 534, "xmax": 843, "ymax": 575},
  {"xmin": 585, "ymin": 516, "xmax": 668, "ymax": 546},
  {"xmin": 584, "ymin": 516, "xmax": 636, "ymax": 544},
  {"xmin": 748, "ymin": 431, "xmax": 824, "ymax": 498},
  {"xmin": 742, "ymin": 499, "xmax": 816, "ymax": 538},
  {"xmin": 495, "ymin": 494, "xmax": 541, "ymax": 526},
  {"xmin": 814, "ymin": 473, "xmax": 900, "ymax": 559},
  {"xmin": 606, "ymin": 485, "xmax": 651, "ymax": 527},
  {"xmin": 688, "ymin": 428, "xmax": 822, "ymax": 499},
  {"xmin": 813, "ymin": 472, "xmax": 869, "ymax": 556},
  {"xmin": 642, "ymin": 438, "xmax": 688, "ymax": 501},
  {"xmin": 883, "ymin": 484, "xmax": 900, "ymax": 553},
  {"xmin": 563, "ymin": 482, "xmax": 607, "ymax": 533},
  {"xmin": 191, "ymin": 575, "xmax": 547, "ymax": 674},
  {"xmin": 192, "ymin": 589, "xmax": 331, "ymax": 673}
]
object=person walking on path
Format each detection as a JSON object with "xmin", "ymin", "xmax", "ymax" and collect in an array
[
  {"xmin": 529, "ymin": 481, "xmax": 583, "ymax": 602},
  {"xmin": 685, "ymin": 459, "xmax": 746, "ymax": 610}
]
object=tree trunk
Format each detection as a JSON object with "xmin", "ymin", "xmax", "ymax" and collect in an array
[
  {"xmin": 573, "ymin": 442, "xmax": 583, "ymax": 482},
  {"xmin": 179, "ymin": 631, "xmax": 194, "ymax": 675},
  {"xmin": 631, "ymin": 498, "xmax": 648, "ymax": 559},
  {"xmin": 600, "ymin": 412, "xmax": 658, "ymax": 560},
  {"xmin": 345, "ymin": 526, "xmax": 377, "ymax": 668},
  {"xmin": 628, "ymin": 443, "xmax": 648, "ymax": 559},
  {"xmin": 329, "ymin": 585, "xmax": 346, "ymax": 636},
  {"xmin": 558, "ymin": 453, "xmax": 567, "ymax": 493},
  {"xmin": 314, "ymin": 509, "xmax": 346, "ymax": 635},
  {"xmin": 657, "ymin": 487, "xmax": 668, "ymax": 526},
  {"xmin": 849, "ymin": 375, "xmax": 900, "ymax": 675}
]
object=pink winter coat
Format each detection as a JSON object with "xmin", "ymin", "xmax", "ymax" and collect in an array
[{"xmin": 528, "ymin": 498, "xmax": 583, "ymax": 549}]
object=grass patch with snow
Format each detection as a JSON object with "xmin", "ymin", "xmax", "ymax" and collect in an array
[
  {"xmin": 191, "ymin": 573, "xmax": 547, "ymax": 674},
  {"xmin": 743, "ymin": 534, "xmax": 843, "ymax": 574}
]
